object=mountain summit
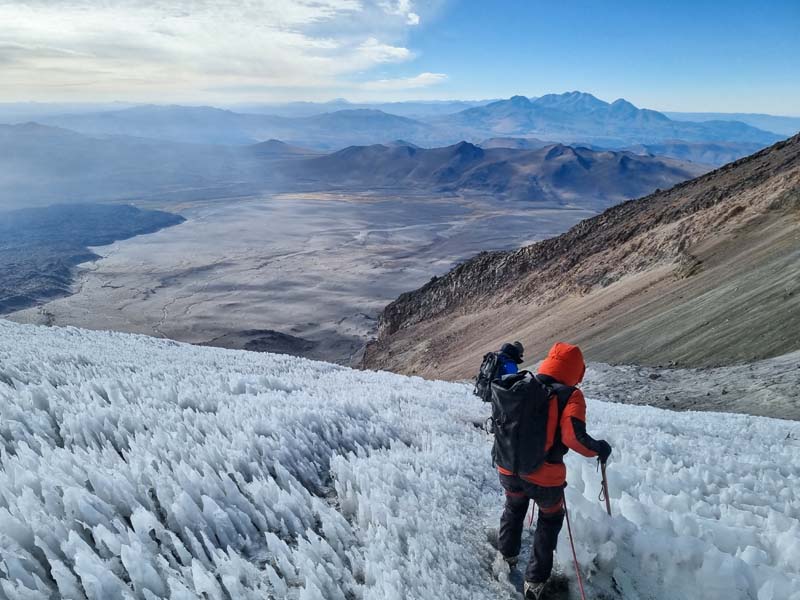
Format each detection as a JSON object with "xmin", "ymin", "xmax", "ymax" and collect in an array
[
  {"xmin": 534, "ymin": 90, "xmax": 610, "ymax": 112},
  {"xmin": 438, "ymin": 91, "xmax": 780, "ymax": 146}
]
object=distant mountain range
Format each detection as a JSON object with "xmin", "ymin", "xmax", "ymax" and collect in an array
[
  {"xmin": 480, "ymin": 137, "xmax": 556, "ymax": 150},
  {"xmin": 31, "ymin": 105, "xmax": 435, "ymax": 149},
  {"xmin": 622, "ymin": 141, "xmax": 768, "ymax": 167},
  {"xmin": 0, "ymin": 123, "xmax": 288, "ymax": 208},
  {"xmin": 0, "ymin": 102, "xmax": 138, "ymax": 123},
  {"xmin": 664, "ymin": 112, "xmax": 800, "ymax": 137},
  {"xmin": 0, "ymin": 123, "xmax": 706, "ymax": 211},
  {"xmin": 249, "ymin": 139, "xmax": 318, "ymax": 156},
  {"xmin": 433, "ymin": 92, "xmax": 783, "ymax": 147},
  {"xmin": 479, "ymin": 137, "xmax": 765, "ymax": 166},
  {"xmin": 231, "ymin": 99, "xmax": 495, "ymax": 119},
  {"xmin": 4, "ymin": 91, "xmax": 785, "ymax": 151},
  {"xmin": 33, "ymin": 105, "xmax": 285, "ymax": 145}
]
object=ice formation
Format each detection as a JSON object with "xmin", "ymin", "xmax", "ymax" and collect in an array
[{"xmin": 0, "ymin": 319, "xmax": 798, "ymax": 599}]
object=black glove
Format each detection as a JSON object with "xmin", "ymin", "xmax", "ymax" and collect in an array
[{"xmin": 596, "ymin": 440, "xmax": 612, "ymax": 464}]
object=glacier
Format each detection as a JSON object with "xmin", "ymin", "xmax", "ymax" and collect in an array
[{"xmin": 0, "ymin": 319, "xmax": 798, "ymax": 599}]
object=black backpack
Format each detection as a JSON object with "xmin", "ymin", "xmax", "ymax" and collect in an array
[
  {"xmin": 473, "ymin": 352, "xmax": 501, "ymax": 402},
  {"xmin": 489, "ymin": 372, "xmax": 574, "ymax": 475}
]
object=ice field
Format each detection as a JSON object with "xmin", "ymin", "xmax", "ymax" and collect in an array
[{"xmin": 0, "ymin": 319, "xmax": 798, "ymax": 599}]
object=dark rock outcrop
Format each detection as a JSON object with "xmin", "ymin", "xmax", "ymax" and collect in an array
[{"xmin": 0, "ymin": 204, "xmax": 184, "ymax": 314}]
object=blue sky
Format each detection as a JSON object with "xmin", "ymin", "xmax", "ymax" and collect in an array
[
  {"xmin": 2, "ymin": 0, "xmax": 798, "ymax": 114},
  {"xmin": 396, "ymin": 0, "xmax": 800, "ymax": 114}
]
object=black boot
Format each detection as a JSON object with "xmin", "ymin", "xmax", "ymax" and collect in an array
[{"xmin": 524, "ymin": 580, "xmax": 546, "ymax": 599}]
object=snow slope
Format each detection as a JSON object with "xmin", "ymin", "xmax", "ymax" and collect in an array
[{"xmin": 0, "ymin": 319, "xmax": 798, "ymax": 599}]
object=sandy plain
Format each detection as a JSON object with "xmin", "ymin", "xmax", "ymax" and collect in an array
[{"xmin": 9, "ymin": 192, "xmax": 596, "ymax": 364}]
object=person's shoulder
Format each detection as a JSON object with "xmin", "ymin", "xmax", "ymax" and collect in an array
[
  {"xmin": 563, "ymin": 386, "xmax": 585, "ymax": 403},
  {"xmin": 560, "ymin": 386, "xmax": 586, "ymax": 419}
]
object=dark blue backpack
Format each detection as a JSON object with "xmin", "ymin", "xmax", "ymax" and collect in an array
[{"xmin": 473, "ymin": 352, "xmax": 501, "ymax": 402}]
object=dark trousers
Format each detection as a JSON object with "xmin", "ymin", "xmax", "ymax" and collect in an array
[{"xmin": 498, "ymin": 473, "xmax": 565, "ymax": 583}]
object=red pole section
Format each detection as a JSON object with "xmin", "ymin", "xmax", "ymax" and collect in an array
[
  {"xmin": 601, "ymin": 462, "xmax": 612, "ymax": 516},
  {"xmin": 563, "ymin": 494, "xmax": 588, "ymax": 600}
]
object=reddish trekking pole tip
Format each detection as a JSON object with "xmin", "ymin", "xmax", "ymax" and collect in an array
[{"xmin": 563, "ymin": 493, "xmax": 588, "ymax": 600}]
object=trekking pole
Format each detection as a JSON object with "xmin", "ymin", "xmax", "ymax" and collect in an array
[
  {"xmin": 599, "ymin": 461, "xmax": 611, "ymax": 516},
  {"xmin": 563, "ymin": 494, "xmax": 588, "ymax": 600}
]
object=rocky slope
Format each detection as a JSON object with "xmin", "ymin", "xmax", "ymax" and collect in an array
[{"xmin": 362, "ymin": 134, "xmax": 800, "ymax": 379}]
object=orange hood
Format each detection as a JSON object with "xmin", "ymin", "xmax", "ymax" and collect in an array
[{"xmin": 537, "ymin": 342, "xmax": 586, "ymax": 386}]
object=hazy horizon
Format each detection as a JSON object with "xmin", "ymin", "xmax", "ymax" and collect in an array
[{"xmin": 2, "ymin": 94, "xmax": 799, "ymax": 120}]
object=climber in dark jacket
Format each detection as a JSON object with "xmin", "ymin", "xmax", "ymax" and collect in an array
[{"xmin": 497, "ymin": 341, "xmax": 525, "ymax": 375}]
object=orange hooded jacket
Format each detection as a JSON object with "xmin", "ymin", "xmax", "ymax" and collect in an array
[{"xmin": 497, "ymin": 342, "xmax": 599, "ymax": 487}]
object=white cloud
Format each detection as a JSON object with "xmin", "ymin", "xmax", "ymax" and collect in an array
[
  {"xmin": 361, "ymin": 72, "xmax": 447, "ymax": 90},
  {"xmin": 0, "ymin": 0, "xmax": 428, "ymax": 101},
  {"xmin": 381, "ymin": 0, "xmax": 421, "ymax": 25},
  {"xmin": 356, "ymin": 37, "xmax": 413, "ymax": 64}
]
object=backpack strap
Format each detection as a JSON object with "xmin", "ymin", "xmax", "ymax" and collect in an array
[
  {"xmin": 534, "ymin": 376, "xmax": 575, "ymax": 428},
  {"xmin": 548, "ymin": 382, "xmax": 577, "ymax": 455},
  {"xmin": 550, "ymin": 382, "xmax": 575, "ymax": 414},
  {"xmin": 534, "ymin": 376, "xmax": 574, "ymax": 408}
]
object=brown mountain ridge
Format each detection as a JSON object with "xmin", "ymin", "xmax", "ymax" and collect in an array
[
  {"xmin": 285, "ymin": 141, "xmax": 706, "ymax": 208},
  {"xmin": 362, "ymin": 134, "xmax": 800, "ymax": 379}
]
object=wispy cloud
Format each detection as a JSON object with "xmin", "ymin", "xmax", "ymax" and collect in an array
[
  {"xmin": 361, "ymin": 72, "xmax": 447, "ymax": 90},
  {"xmin": 381, "ymin": 0, "xmax": 421, "ymax": 25},
  {"xmin": 0, "ymin": 0, "xmax": 435, "ymax": 101}
]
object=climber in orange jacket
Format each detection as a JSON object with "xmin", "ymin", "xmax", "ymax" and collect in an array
[{"xmin": 496, "ymin": 342, "xmax": 612, "ymax": 599}]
